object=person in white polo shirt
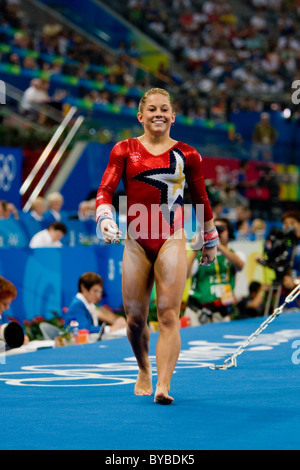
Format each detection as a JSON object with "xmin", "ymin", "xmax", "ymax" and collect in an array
[{"xmin": 29, "ymin": 222, "xmax": 67, "ymax": 248}]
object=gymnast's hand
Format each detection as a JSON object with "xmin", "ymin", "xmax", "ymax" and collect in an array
[
  {"xmin": 199, "ymin": 246, "xmax": 217, "ymax": 266},
  {"xmin": 100, "ymin": 219, "xmax": 122, "ymax": 244}
]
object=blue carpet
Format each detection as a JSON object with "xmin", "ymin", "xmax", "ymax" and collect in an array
[{"xmin": 0, "ymin": 312, "xmax": 300, "ymax": 450}]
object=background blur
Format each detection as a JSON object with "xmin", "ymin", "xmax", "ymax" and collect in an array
[{"xmin": 0, "ymin": 0, "xmax": 299, "ymax": 324}]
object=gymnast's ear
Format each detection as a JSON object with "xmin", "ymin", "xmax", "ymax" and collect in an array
[{"xmin": 137, "ymin": 112, "xmax": 144, "ymax": 125}]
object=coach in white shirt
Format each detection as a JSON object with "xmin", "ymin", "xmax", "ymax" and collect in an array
[{"xmin": 29, "ymin": 222, "xmax": 67, "ymax": 248}]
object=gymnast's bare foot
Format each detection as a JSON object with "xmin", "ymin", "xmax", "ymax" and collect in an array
[
  {"xmin": 134, "ymin": 365, "xmax": 153, "ymax": 396},
  {"xmin": 154, "ymin": 386, "xmax": 174, "ymax": 405}
]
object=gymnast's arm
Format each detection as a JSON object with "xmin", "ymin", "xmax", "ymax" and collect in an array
[
  {"xmin": 185, "ymin": 148, "xmax": 218, "ymax": 266},
  {"xmin": 95, "ymin": 142, "xmax": 127, "ymax": 242}
]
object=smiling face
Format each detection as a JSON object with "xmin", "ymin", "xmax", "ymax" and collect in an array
[{"xmin": 137, "ymin": 91, "xmax": 175, "ymax": 136}]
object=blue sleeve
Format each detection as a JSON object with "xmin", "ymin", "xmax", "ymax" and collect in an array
[{"xmin": 65, "ymin": 299, "xmax": 100, "ymax": 333}]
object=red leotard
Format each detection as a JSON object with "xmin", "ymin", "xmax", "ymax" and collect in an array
[{"xmin": 96, "ymin": 138, "xmax": 213, "ymax": 260}]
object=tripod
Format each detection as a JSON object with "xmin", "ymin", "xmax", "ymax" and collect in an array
[{"xmin": 264, "ymin": 280, "xmax": 282, "ymax": 316}]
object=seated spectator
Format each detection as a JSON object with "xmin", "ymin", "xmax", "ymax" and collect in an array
[
  {"xmin": 236, "ymin": 219, "xmax": 251, "ymax": 240},
  {"xmin": 237, "ymin": 281, "xmax": 267, "ymax": 319},
  {"xmin": 0, "ymin": 200, "xmax": 19, "ymax": 220},
  {"xmin": 0, "ymin": 276, "xmax": 28, "ymax": 348},
  {"xmin": 65, "ymin": 272, "xmax": 127, "ymax": 336},
  {"xmin": 42, "ymin": 17, "xmax": 63, "ymax": 37},
  {"xmin": 250, "ymin": 218, "xmax": 266, "ymax": 239},
  {"xmin": 43, "ymin": 192, "xmax": 64, "ymax": 226},
  {"xmin": 77, "ymin": 199, "xmax": 96, "ymax": 221},
  {"xmin": 19, "ymin": 78, "xmax": 51, "ymax": 123},
  {"xmin": 29, "ymin": 221, "xmax": 67, "ymax": 248},
  {"xmin": 251, "ymin": 112, "xmax": 278, "ymax": 161},
  {"xmin": 234, "ymin": 203, "xmax": 252, "ymax": 233},
  {"xmin": 0, "ymin": 276, "xmax": 17, "ymax": 320},
  {"xmin": 29, "ymin": 197, "xmax": 46, "ymax": 222},
  {"xmin": 281, "ymin": 210, "xmax": 300, "ymax": 294}
]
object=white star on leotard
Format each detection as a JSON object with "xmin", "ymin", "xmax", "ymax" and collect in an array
[{"xmin": 133, "ymin": 148, "xmax": 186, "ymax": 226}]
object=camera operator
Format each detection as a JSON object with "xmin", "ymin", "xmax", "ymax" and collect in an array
[
  {"xmin": 0, "ymin": 276, "xmax": 27, "ymax": 349},
  {"xmin": 281, "ymin": 211, "xmax": 300, "ymax": 292},
  {"xmin": 186, "ymin": 218, "xmax": 245, "ymax": 324}
]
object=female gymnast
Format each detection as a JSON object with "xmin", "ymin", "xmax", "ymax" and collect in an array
[{"xmin": 96, "ymin": 88, "xmax": 218, "ymax": 404}]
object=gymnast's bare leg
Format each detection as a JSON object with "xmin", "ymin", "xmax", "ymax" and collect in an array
[
  {"xmin": 122, "ymin": 234, "xmax": 154, "ymax": 396},
  {"xmin": 153, "ymin": 229, "xmax": 187, "ymax": 404},
  {"xmin": 123, "ymin": 230, "xmax": 187, "ymax": 402}
]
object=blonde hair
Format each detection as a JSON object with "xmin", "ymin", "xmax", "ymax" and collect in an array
[
  {"xmin": 46, "ymin": 192, "xmax": 64, "ymax": 207},
  {"xmin": 138, "ymin": 88, "xmax": 173, "ymax": 114},
  {"xmin": 47, "ymin": 192, "xmax": 63, "ymax": 202}
]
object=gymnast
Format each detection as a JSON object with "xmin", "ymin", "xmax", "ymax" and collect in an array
[{"xmin": 96, "ymin": 88, "xmax": 218, "ymax": 404}]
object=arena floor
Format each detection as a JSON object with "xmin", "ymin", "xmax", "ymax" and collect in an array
[{"xmin": 0, "ymin": 311, "xmax": 300, "ymax": 450}]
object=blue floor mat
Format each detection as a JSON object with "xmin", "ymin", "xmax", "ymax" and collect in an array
[{"xmin": 0, "ymin": 312, "xmax": 300, "ymax": 450}]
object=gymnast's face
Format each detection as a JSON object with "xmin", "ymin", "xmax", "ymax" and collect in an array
[{"xmin": 137, "ymin": 93, "xmax": 175, "ymax": 135}]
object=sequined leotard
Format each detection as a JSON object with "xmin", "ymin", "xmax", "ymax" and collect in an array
[{"xmin": 96, "ymin": 138, "xmax": 213, "ymax": 260}]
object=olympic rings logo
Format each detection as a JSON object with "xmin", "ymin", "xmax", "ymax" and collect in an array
[
  {"xmin": 0, "ymin": 154, "xmax": 17, "ymax": 191},
  {"xmin": 1, "ymin": 330, "xmax": 300, "ymax": 386}
]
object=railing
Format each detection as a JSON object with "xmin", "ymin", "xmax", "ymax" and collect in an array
[
  {"xmin": 3, "ymin": 83, "xmax": 84, "ymax": 210},
  {"xmin": 21, "ymin": 111, "xmax": 84, "ymax": 212},
  {"xmin": 19, "ymin": 105, "xmax": 85, "ymax": 212}
]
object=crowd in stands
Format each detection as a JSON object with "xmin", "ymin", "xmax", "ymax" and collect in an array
[
  {"xmin": 110, "ymin": 0, "xmax": 300, "ymax": 120},
  {"xmin": 1, "ymin": 0, "xmax": 300, "ymax": 123},
  {"xmin": 0, "ymin": 0, "xmax": 156, "ymax": 120}
]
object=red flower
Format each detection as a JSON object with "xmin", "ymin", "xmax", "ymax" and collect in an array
[{"xmin": 32, "ymin": 316, "xmax": 45, "ymax": 323}]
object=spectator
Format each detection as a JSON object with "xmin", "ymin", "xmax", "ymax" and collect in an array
[
  {"xmin": 65, "ymin": 272, "xmax": 127, "ymax": 336},
  {"xmin": 186, "ymin": 217, "xmax": 245, "ymax": 324},
  {"xmin": 42, "ymin": 17, "xmax": 63, "ymax": 37},
  {"xmin": 0, "ymin": 200, "xmax": 19, "ymax": 219},
  {"xmin": 237, "ymin": 281, "xmax": 267, "ymax": 319},
  {"xmin": 43, "ymin": 192, "xmax": 64, "ymax": 226},
  {"xmin": 0, "ymin": 276, "xmax": 17, "ymax": 319},
  {"xmin": 236, "ymin": 219, "xmax": 251, "ymax": 239},
  {"xmin": 0, "ymin": 276, "xmax": 27, "ymax": 348},
  {"xmin": 29, "ymin": 197, "xmax": 46, "ymax": 222},
  {"xmin": 77, "ymin": 199, "xmax": 96, "ymax": 221},
  {"xmin": 281, "ymin": 211, "xmax": 300, "ymax": 294},
  {"xmin": 29, "ymin": 221, "xmax": 67, "ymax": 248},
  {"xmin": 19, "ymin": 78, "xmax": 50, "ymax": 123},
  {"xmin": 251, "ymin": 112, "xmax": 278, "ymax": 161},
  {"xmin": 250, "ymin": 218, "xmax": 266, "ymax": 239}
]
